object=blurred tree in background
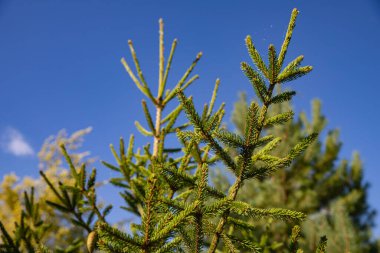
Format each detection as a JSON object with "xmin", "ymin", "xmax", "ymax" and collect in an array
[{"xmin": 0, "ymin": 128, "xmax": 93, "ymax": 251}]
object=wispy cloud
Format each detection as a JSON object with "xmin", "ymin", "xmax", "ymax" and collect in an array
[{"xmin": 1, "ymin": 127, "xmax": 34, "ymax": 156}]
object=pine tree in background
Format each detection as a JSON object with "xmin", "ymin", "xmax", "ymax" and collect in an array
[
  {"xmin": 213, "ymin": 92, "xmax": 378, "ymax": 252},
  {"xmin": 0, "ymin": 8, "xmax": 336, "ymax": 252}
]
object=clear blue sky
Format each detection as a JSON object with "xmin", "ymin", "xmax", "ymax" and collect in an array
[{"xmin": 1, "ymin": 0, "xmax": 379, "ymax": 237}]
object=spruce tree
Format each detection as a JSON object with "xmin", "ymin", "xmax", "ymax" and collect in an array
[
  {"xmin": 0, "ymin": 8, "xmax": 330, "ymax": 252},
  {"xmin": 216, "ymin": 94, "xmax": 377, "ymax": 252}
]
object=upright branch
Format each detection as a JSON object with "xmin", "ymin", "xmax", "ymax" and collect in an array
[
  {"xmin": 121, "ymin": 18, "xmax": 202, "ymax": 160},
  {"xmin": 153, "ymin": 19, "xmax": 165, "ymax": 157},
  {"xmin": 207, "ymin": 8, "xmax": 315, "ymax": 252}
]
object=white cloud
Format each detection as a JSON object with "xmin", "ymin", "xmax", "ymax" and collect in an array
[{"xmin": 1, "ymin": 127, "xmax": 34, "ymax": 156}]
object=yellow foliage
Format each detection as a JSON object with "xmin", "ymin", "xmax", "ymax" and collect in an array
[{"xmin": 0, "ymin": 127, "xmax": 93, "ymax": 248}]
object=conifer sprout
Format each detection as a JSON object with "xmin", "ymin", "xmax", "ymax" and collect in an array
[{"xmin": 0, "ymin": 8, "xmax": 334, "ymax": 253}]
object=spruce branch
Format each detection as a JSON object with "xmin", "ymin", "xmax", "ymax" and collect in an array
[
  {"xmin": 142, "ymin": 100, "xmax": 156, "ymax": 134},
  {"xmin": 162, "ymin": 38, "xmax": 178, "ymax": 97},
  {"xmin": 177, "ymin": 89, "xmax": 237, "ymax": 173},
  {"xmin": 154, "ymin": 237, "xmax": 182, "ymax": 253},
  {"xmin": 289, "ymin": 225, "xmax": 301, "ymax": 253},
  {"xmin": 245, "ymin": 36, "xmax": 269, "ymax": 79},
  {"xmin": 270, "ymin": 90, "xmax": 296, "ymax": 104},
  {"xmin": 0, "ymin": 221, "xmax": 20, "ymax": 253},
  {"xmin": 97, "ymin": 222, "xmax": 143, "ymax": 251},
  {"xmin": 280, "ymin": 55, "xmax": 304, "ymax": 74},
  {"xmin": 121, "ymin": 57, "xmax": 156, "ymax": 103},
  {"xmin": 225, "ymin": 234, "xmax": 262, "ymax": 252},
  {"xmin": 163, "ymin": 52, "xmax": 202, "ymax": 105},
  {"xmin": 241, "ymin": 62, "xmax": 268, "ymax": 103},
  {"xmin": 207, "ymin": 8, "xmax": 315, "ymax": 252},
  {"xmin": 127, "ymin": 40, "xmax": 150, "ymax": 93},
  {"xmin": 315, "ymin": 236, "xmax": 328, "ymax": 253},
  {"xmin": 268, "ymin": 44, "xmax": 279, "ymax": 83},
  {"xmin": 264, "ymin": 111, "xmax": 294, "ymax": 127},
  {"xmin": 278, "ymin": 8, "xmax": 299, "ymax": 68},
  {"xmin": 207, "ymin": 79, "xmax": 221, "ymax": 117}
]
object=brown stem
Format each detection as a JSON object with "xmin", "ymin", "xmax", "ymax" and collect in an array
[{"xmin": 152, "ymin": 103, "xmax": 162, "ymax": 159}]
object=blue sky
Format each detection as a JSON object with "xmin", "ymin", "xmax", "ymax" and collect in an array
[{"xmin": 0, "ymin": 0, "xmax": 379, "ymax": 237}]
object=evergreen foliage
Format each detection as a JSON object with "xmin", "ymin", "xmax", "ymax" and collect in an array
[
  {"xmin": 217, "ymin": 93, "xmax": 378, "ymax": 252},
  {"xmin": 0, "ymin": 8, "xmax": 357, "ymax": 252}
]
